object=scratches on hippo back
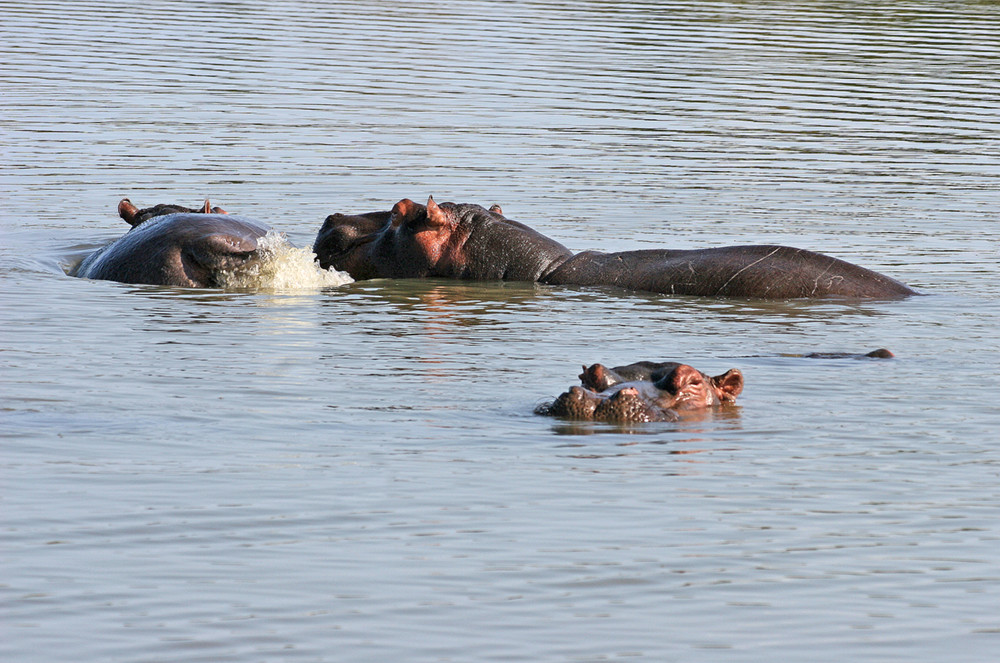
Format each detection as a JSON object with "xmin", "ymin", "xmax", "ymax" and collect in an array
[
  {"xmin": 714, "ymin": 246, "xmax": 783, "ymax": 297},
  {"xmin": 807, "ymin": 256, "xmax": 839, "ymax": 296}
]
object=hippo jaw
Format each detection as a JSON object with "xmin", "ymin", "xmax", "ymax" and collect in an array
[
  {"xmin": 181, "ymin": 232, "xmax": 261, "ymax": 287},
  {"xmin": 312, "ymin": 211, "xmax": 392, "ymax": 276}
]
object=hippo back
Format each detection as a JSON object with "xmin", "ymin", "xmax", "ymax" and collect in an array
[{"xmin": 544, "ymin": 245, "xmax": 917, "ymax": 299}]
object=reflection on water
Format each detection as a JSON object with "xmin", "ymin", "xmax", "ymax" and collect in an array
[{"xmin": 544, "ymin": 403, "xmax": 744, "ymax": 437}]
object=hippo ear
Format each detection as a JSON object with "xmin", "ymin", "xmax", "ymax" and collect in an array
[
  {"xmin": 580, "ymin": 363, "xmax": 617, "ymax": 392},
  {"xmin": 489, "ymin": 204, "xmax": 503, "ymax": 215},
  {"xmin": 200, "ymin": 199, "xmax": 227, "ymax": 214},
  {"xmin": 424, "ymin": 196, "xmax": 452, "ymax": 229},
  {"xmin": 391, "ymin": 198, "xmax": 422, "ymax": 226},
  {"xmin": 711, "ymin": 369, "xmax": 744, "ymax": 402},
  {"xmin": 118, "ymin": 198, "xmax": 142, "ymax": 226}
]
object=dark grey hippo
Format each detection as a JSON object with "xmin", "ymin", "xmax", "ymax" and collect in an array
[
  {"xmin": 71, "ymin": 199, "xmax": 271, "ymax": 287},
  {"xmin": 313, "ymin": 197, "xmax": 917, "ymax": 299}
]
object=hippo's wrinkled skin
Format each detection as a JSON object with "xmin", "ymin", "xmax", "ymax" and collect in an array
[
  {"xmin": 313, "ymin": 197, "xmax": 917, "ymax": 299},
  {"xmin": 71, "ymin": 199, "xmax": 270, "ymax": 287},
  {"xmin": 536, "ymin": 361, "xmax": 744, "ymax": 423}
]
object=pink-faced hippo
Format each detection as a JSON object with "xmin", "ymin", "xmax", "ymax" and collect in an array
[
  {"xmin": 536, "ymin": 360, "xmax": 745, "ymax": 423},
  {"xmin": 313, "ymin": 197, "xmax": 917, "ymax": 299},
  {"xmin": 71, "ymin": 199, "xmax": 270, "ymax": 287}
]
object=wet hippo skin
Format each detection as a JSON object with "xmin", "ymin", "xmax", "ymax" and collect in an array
[
  {"xmin": 536, "ymin": 361, "xmax": 744, "ymax": 423},
  {"xmin": 72, "ymin": 199, "xmax": 270, "ymax": 287},
  {"xmin": 314, "ymin": 197, "xmax": 917, "ymax": 299}
]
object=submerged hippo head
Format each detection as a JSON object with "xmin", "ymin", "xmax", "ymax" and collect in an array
[
  {"xmin": 313, "ymin": 196, "xmax": 573, "ymax": 282},
  {"xmin": 118, "ymin": 198, "xmax": 228, "ymax": 227},
  {"xmin": 539, "ymin": 361, "xmax": 744, "ymax": 424},
  {"xmin": 71, "ymin": 198, "xmax": 270, "ymax": 287}
]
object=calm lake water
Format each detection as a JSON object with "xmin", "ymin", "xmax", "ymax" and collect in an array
[{"xmin": 3, "ymin": 1, "xmax": 1000, "ymax": 661}]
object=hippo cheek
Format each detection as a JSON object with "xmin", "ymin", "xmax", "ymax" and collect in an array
[
  {"xmin": 671, "ymin": 386, "xmax": 715, "ymax": 410},
  {"xmin": 181, "ymin": 233, "xmax": 260, "ymax": 287},
  {"xmin": 318, "ymin": 236, "xmax": 381, "ymax": 279}
]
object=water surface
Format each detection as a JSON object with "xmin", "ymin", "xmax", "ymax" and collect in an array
[{"xmin": 3, "ymin": 1, "xmax": 1000, "ymax": 661}]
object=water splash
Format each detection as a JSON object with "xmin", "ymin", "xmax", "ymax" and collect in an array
[{"xmin": 217, "ymin": 231, "xmax": 353, "ymax": 291}]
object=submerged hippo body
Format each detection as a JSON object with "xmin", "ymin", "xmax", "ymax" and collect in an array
[
  {"xmin": 544, "ymin": 246, "xmax": 915, "ymax": 299},
  {"xmin": 313, "ymin": 197, "xmax": 916, "ymax": 299},
  {"xmin": 538, "ymin": 361, "xmax": 744, "ymax": 423},
  {"xmin": 72, "ymin": 199, "xmax": 270, "ymax": 287}
]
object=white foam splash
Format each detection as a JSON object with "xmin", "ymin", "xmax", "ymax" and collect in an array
[{"xmin": 217, "ymin": 231, "xmax": 353, "ymax": 291}]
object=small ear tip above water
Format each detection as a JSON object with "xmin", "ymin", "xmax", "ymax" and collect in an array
[{"xmin": 118, "ymin": 198, "xmax": 141, "ymax": 226}]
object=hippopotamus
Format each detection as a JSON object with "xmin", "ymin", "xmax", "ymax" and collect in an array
[
  {"xmin": 801, "ymin": 348, "xmax": 894, "ymax": 359},
  {"xmin": 71, "ymin": 199, "xmax": 271, "ymax": 287},
  {"xmin": 536, "ymin": 360, "xmax": 745, "ymax": 423},
  {"xmin": 313, "ymin": 197, "xmax": 917, "ymax": 299}
]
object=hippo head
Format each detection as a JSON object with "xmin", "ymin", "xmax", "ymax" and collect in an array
[
  {"xmin": 540, "ymin": 362, "xmax": 744, "ymax": 424},
  {"xmin": 118, "ymin": 198, "xmax": 227, "ymax": 228},
  {"xmin": 72, "ymin": 199, "xmax": 270, "ymax": 287},
  {"xmin": 313, "ymin": 197, "xmax": 573, "ymax": 282}
]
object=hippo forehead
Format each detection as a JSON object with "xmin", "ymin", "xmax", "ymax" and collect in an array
[
  {"xmin": 440, "ymin": 201, "xmax": 537, "ymax": 234},
  {"xmin": 318, "ymin": 211, "xmax": 392, "ymax": 249}
]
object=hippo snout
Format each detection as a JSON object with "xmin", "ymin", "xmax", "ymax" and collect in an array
[{"xmin": 313, "ymin": 210, "xmax": 391, "ymax": 270}]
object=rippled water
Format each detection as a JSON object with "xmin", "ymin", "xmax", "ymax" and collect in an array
[{"xmin": 3, "ymin": 1, "xmax": 1000, "ymax": 661}]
